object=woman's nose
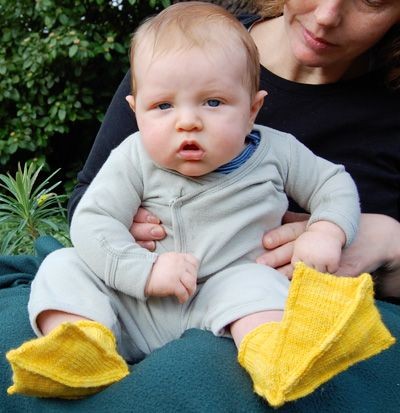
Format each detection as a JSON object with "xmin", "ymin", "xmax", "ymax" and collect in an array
[{"xmin": 314, "ymin": 0, "xmax": 343, "ymax": 28}]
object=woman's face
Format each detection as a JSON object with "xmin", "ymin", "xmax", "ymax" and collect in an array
[{"xmin": 283, "ymin": 0, "xmax": 400, "ymax": 69}]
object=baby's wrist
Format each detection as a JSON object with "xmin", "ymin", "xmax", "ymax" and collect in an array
[
  {"xmin": 385, "ymin": 217, "xmax": 400, "ymax": 264},
  {"xmin": 308, "ymin": 221, "xmax": 346, "ymax": 247}
]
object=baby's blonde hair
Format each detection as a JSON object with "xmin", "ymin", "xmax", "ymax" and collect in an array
[{"xmin": 130, "ymin": 1, "xmax": 261, "ymax": 98}]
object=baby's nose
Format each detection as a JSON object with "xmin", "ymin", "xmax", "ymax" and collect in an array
[{"xmin": 175, "ymin": 109, "xmax": 203, "ymax": 131}]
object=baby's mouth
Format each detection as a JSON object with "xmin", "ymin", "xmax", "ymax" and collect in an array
[{"xmin": 178, "ymin": 141, "xmax": 205, "ymax": 161}]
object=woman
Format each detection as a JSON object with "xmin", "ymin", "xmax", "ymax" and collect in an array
[{"xmin": 69, "ymin": 0, "xmax": 400, "ymax": 301}]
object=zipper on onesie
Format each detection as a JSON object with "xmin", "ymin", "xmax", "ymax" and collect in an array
[{"xmin": 169, "ymin": 197, "xmax": 187, "ymax": 253}]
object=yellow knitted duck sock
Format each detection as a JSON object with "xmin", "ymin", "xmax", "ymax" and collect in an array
[
  {"xmin": 238, "ymin": 263, "xmax": 395, "ymax": 407},
  {"xmin": 6, "ymin": 320, "xmax": 129, "ymax": 399},
  {"xmin": 238, "ymin": 322, "xmax": 280, "ymax": 396}
]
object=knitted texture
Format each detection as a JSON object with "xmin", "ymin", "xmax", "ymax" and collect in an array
[
  {"xmin": 238, "ymin": 263, "xmax": 395, "ymax": 407},
  {"xmin": 6, "ymin": 320, "xmax": 129, "ymax": 398}
]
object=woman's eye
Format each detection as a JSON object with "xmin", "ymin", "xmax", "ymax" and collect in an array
[
  {"xmin": 206, "ymin": 99, "xmax": 221, "ymax": 107},
  {"xmin": 158, "ymin": 103, "xmax": 172, "ymax": 110},
  {"xmin": 363, "ymin": 0, "xmax": 385, "ymax": 7}
]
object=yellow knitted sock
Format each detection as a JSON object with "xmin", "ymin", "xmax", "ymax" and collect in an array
[
  {"xmin": 238, "ymin": 263, "xmax": 395, "ymax": 407},
  {"xmin": 6, "ymin": 320, "xmax": 129, "ymax": 399},
  {"xmin": 273, "ymin": 263, "xmax": 395, "ymax": 405},
  {"xmin": 238, "ymin": 322, "xmax": 280, "ymax": 396}
]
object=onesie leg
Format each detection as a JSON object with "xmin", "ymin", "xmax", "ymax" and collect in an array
[
  {"xmin": 6, "ymin": 320, "xmax": 129, "ymax": 399},
  {"xmin": 238, "ymin": 263, "xmax": 395, "ymax": 407}
]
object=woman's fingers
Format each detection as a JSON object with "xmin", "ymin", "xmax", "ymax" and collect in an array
[
  {"xmin": 282, "ymin": 211, "xmax": 310, "ymax": 224},
  {"xmin": 262, "ymin": 220, "xmax": 308, "ymax": 250},
  {"xmin": 130, "ymin": 222, "xmax": 165, "ymax": 242},
  {"xmin": 130, "ymin": 208, "xmax": 165, "ymax": 243},
  {"xmin": 134, "ymin": 207, "xmax": 160, "ymax": 224},
  {"xmin": 136, "ymin": 240, "xmax": 156, "ymax": 251},
  {"xmin": 276, "ymin": 264, "xmax": 294, "ymax": 279},
  {"xmin": 256, "ymin": 212, "xmax": 309, "ymax": 276},
  {"xmin": 257, "ymin": 240, "xmax": 295, "ymax": 268}
]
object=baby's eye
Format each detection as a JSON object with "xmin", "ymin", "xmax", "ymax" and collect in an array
[
  {"xmin": 158, "ymin": 102, "xmax": 172, "ymax": 110},
  {"xmin": 206, "ymin": 99, "xmax": 221, "ymax": 107}
]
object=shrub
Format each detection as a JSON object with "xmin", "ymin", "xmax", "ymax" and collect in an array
[{"xmin": 0, "ymin": 0, "xmax": 170, "ymax": 175}]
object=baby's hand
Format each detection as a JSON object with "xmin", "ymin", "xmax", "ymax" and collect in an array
[
  {"xmin": 291, "ymin": 222, "xmax": 345, "ymax": 274},
  {"xmin": 145, "ymin": 252, "xmax": 199, "ymax": 303}
]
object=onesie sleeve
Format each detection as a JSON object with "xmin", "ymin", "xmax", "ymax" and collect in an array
[
  {"xmin": 70, "ymin": 134, "xmax": 157, "ymax": 300},
  {"xmin": 282, "ymin": 134, "xmax": 360, "ymax": 247}
]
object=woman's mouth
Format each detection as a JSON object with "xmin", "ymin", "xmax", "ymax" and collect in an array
[
  {"xmin": 177, "ymin": 141, "xmax": 205, "ymax": 161},
  {"xmin": 303, "ymin": 28, "xmax": 336, "ymax": 51}
]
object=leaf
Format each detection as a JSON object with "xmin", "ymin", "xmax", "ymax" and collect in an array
[
  {"xmin": 113, "ymin": 43, "xmax": 125, "ymax": 54},
  {"xmin": 44, "ymin": 16, "xmax": 55, "ymax": 28},
  {"xmin": 69, "ymin": 44, "xmax": 78, "ymax": 58},
  {"xmin": 58, "ymin": 109, "xmax": 66, "ymax": 121},
  {"xmin": 59, "ymin": 14, "xmax": 69, "ymax": 25}
]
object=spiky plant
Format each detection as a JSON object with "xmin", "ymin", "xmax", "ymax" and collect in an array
[{"xmin": 0, "ymin": 163, "xmax": 70, "ymax": 254}]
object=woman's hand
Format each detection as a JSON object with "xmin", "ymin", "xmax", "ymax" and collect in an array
[
  {"xmin": 257, "ymin": 212, "xmax": 400, "ymax": 296},
  {"xmin": 337, "ymin": 214, "xmax": 400, "ymax": 298},
  {"xmin": 256, "ymin": 211, "xmax": 309, "ymax": 278},
  {"xmin": 130, "ymin": 207, "xmax": 166, "ymax": 251},
  {"xmin": 335, "ymin": 214, "xmax": 397, "ymax": 275}
]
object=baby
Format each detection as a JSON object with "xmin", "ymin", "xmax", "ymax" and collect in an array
[{"xmin": 7, "ymin": 1, "xmax": 394, "ymax": 407}]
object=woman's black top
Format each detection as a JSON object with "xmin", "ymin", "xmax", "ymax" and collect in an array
[{"xmin": 68, "ymin": 15, "xmax": 400, "ymax": 222}]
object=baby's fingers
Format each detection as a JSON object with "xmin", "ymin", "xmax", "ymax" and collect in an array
[
  {"xmin": 180, "ymin": 254, "xmax": 198, "ymax": 301},
  {"xmin": 180, "ymin": 271, "xmax": 197, "ymax": 297},
  {"xmin": 183, "ymin": 253, "xmax": 199, "ymax": 271},
  {"xmin": 175, "ymin": 283, "xmax": 191, "ymax": 304},
  {"xmin": 291, "ymin": 256, "xmax": 339, "ymax": 275}
]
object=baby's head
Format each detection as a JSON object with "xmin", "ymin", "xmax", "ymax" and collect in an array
[
  {"xmin": 127, "ymin": 2, "xmax": 266, "ymax": 177},
  {"xmin": 130, "ymin": 1, "xmax": 260, "ymax": 100}
]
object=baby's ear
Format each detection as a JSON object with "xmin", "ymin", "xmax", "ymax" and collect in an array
[
  {"xmin": 250, "ymin": 90, "xmax": 267, "ymax": 119},
  {"xmin": 248, "ymin": 90, "xmax": 267, "ymax": 130},
  {"xmin": 125, "ymin": 95, "xmax": 136, "ymax": 112}
]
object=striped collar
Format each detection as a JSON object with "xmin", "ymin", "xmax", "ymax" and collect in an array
[{"xmin": 215, "ymin": 130, "xmax": 261, "ymax": 174}]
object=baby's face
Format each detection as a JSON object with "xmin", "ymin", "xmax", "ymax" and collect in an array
[{"xmin": 130, "ymin": 44, "xmax": 263, "ymax": 177}]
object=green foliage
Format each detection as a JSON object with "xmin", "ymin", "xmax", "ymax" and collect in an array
[
  {"xmin": 0, "ymin": 0, "xmax": 170, "ymax": 171},
  {"xmin": 0, "ymin": 163, "xmax": 70, "ymax": 254}
]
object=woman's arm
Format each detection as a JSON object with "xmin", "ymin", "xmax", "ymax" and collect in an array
[{"xmin": 67, "ymin": 71, "xmax": 138, "ymax": 222}]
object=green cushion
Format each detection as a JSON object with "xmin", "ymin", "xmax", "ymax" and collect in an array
[{"xmin": 1, "ymin": 237, "xmax": 399, "ymax": 412}]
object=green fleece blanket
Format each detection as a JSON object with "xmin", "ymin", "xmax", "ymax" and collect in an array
[{"xmin": 1, "ymin": 236, "xmax": 399, "ymax": 412}]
